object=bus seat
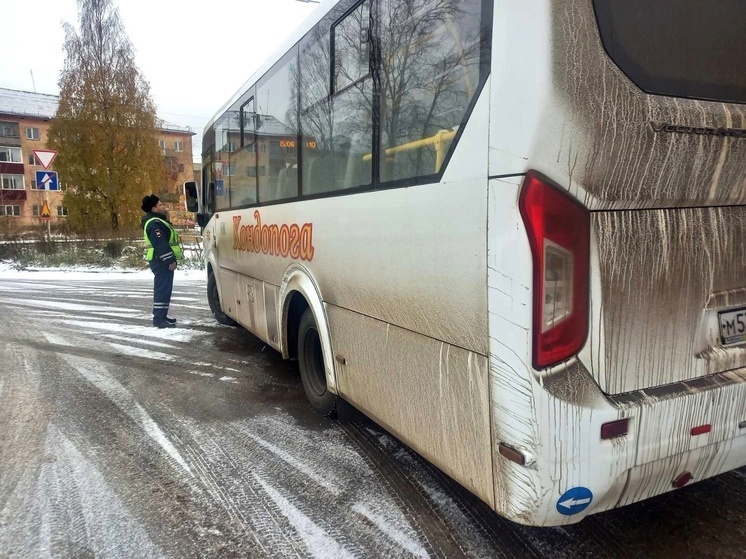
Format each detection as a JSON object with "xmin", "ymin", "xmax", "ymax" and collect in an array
[
  {"xmin": 277, "ymin": 167, "xmax": 288, "ymax": 195},
  {"xmin": 305, "ymin": 155, "xmax": 327, "ymax": 195},
  {"xmin": 277, "ymin": 166, "xmax": 298, "ymax": 199},
  {"xmin": 344, "ymin": 132, "xmax": 370, "ymax": 188}
]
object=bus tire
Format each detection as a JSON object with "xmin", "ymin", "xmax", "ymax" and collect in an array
[
  {"xmin": 207, "ymin": 270, "xmax": 238, "ymax": 326},
  {"xmin": 298, "ymin": 308, "xmax": 337, "ymax": 418}
]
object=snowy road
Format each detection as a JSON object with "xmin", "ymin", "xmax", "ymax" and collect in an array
[{"xmin": 1, "ymin": 269, "xmax": 745, "ymax": 558}]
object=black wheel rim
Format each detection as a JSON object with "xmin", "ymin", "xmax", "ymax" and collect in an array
[{"xmin": 303, "ymin": 327, "xmax": 326, "ymax": 397}]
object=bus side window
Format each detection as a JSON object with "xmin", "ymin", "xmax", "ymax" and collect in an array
[
  {"xmin": 256, "ymin": 48, "xmax": 300, "ymax": 204},
  {"xmin": 378, "ymin": 0, "xmax": 484, "ymax": 183},
  {"xmin": 213, "ymin": 114, "xmax": 233, "ymax": 210},
  {"xmin": 300, "ymin": 1, "xmax": 372, "ymax": 196},
  {"xmin": 229, "ymin": 94, "xmax": 258, "ymax": 207}
]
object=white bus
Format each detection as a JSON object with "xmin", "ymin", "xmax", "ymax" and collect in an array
[{"xmin": 184, "ymin": 0, "xmax": 746, "ymax": 526}]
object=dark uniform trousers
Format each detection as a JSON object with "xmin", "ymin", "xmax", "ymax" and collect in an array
[{"xmin": 150, "ymin": 259, "xmax": 175, "ymax": 320}]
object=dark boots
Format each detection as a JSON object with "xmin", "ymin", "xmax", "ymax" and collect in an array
[{"xmin": 153, "ymin": 317, "xmax": 176, "ymax": 328}]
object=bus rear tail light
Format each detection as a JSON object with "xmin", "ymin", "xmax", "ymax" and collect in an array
[{"xmin": 519, "ymin": 172, "xmax": 590, "ymax": 369}]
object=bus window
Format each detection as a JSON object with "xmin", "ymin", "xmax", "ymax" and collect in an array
[
  {"xmin": 332, "ymin": 0, "xmax": 370, "ymax": 92},
  {"xmin": 229, "ymin": 95, "xmax": 258, "ymax": 207},
  {"xmin": 593, "ymin": 0, "xmax": 746, "ymax": 104},
  {"xmin": 379, "ymin": 0, "xmax": 483, "ymax": 183},
  {"xmin": 213, "ymin": 113, "xmax": 236, "ymax": 210},
  {"xmin": 256, "ymin": 48, "xmax": 300, "ymax": 204},
  {"xmin": 300, "ymin": 4, "xmax": 372, "ymax": 196}
]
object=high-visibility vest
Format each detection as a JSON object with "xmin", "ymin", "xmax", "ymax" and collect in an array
[{"xmin": 143, "ymin": 217, "xmax": 183, "ymax": 261}]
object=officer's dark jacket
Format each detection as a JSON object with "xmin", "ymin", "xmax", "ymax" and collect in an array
[{"xmin": 142, "ymin": 212, "xmax": 177, "ymax": 265}]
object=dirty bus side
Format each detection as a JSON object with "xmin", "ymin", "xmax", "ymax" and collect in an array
[{"xmin": 185, "ymin": 0, "xmax": 746, "ymax": 526}]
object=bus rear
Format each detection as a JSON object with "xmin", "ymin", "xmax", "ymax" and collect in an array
[{"xmin": 489, "ymin": 0, "xmax": 746, "ymax": 524}]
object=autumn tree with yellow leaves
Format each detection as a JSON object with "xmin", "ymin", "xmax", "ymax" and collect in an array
[{"xmin": 48, "ymin": 0, "xmax": 163, "ymax": 235}]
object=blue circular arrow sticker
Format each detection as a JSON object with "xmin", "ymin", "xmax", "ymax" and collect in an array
[{"xmin": 556, "ymin": 487, "xmax": 594, "ymax": 516}]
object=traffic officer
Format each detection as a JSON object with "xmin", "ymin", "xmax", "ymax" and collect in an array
[{"xmin": 141, "ymin": 194, "xmax": 183, "ymax": 328}]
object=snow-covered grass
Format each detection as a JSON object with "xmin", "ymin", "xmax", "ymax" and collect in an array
[
  {"xmin": 0, "ymin": 237, "xmax": 204, "ymax": 271},
  {"xmin": 0, "ymin": 261, "xmax": 206, "ymax": 281}
]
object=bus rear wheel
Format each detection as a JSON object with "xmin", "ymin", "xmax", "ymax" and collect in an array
[
  {"xmin": 207, "ymin": 270, "xmax": 238, "ymax": 326},
  {"xmin": 298, "ymin": 308, "xmax": 337, "ymax": 417}
]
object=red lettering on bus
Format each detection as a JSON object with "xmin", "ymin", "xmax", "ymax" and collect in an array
[
  {"xmin": 268, "ymin": 225, "xmax": 279, "ymax": 255},
  {"xmin": 279, "ymin": 224, "xmax": 290, "ymax": 257},
  {"xmin": 232, "ymin": 212, "xmax": 314, "ymax": 261},
  {"xmin": 300, "ymin": 224, "xmax": 314, "ymax": 261},
  {"xmin": 289, "ymin": 224, "xmax": 301, "ymax": 259}
]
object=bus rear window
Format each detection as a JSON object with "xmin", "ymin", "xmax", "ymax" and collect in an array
[{"xmin": 593, "ymin": 0, "xmax": 746, "ymax": 105}]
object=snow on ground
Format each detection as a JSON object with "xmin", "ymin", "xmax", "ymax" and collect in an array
[{"xmin": 0, "ymin": 261, "xmax": 206, "ymax": 281}]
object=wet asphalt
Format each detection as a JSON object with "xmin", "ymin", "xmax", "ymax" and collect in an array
[{"xmin": 0, "ymin": 271, "xmax": 744, "ymax": 559}]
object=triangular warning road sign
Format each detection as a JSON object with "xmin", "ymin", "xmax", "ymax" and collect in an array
[
  {"xmin": 40, "ymin": 200, "xmax": 52, "ymax": 220},
  {"xmin": 33, "ymin": 150, "xmax": 58, "ymax": 169}
]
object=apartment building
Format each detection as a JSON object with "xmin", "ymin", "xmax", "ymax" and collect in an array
[{"xmin": 0, "ymin": 87, "xmax": 195, "ymax": 232}]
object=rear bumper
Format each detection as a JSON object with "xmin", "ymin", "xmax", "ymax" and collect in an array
[
  {"xmin": 613, "ymin": 433, "xmax": 746, "ymax": 510},
  {"xmin": 493, "ymin": 361, "xmax": 746, "ymax": 526}
]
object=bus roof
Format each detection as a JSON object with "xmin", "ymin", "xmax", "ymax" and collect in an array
[{"xmin": 204, "ymin": 0, "xmax": 336, "ymax": 135}]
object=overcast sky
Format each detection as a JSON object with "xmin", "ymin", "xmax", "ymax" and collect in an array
[{"xmin": 0, "ymin": 0, "xmax": 321, "ymax": 161}]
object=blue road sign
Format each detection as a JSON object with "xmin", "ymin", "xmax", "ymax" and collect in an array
[
  {"xmin": 556, "ymin": 487, "xmax": 594, "ymax": 516},
  {"xmin": 215, "ymin": 179, "xmax": 225, "ymax": 196},
  {"xmin": 35, "ymin": 170, "xmax": 59, "ymax": 191}
]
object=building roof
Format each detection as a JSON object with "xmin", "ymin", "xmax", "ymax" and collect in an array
[
  {"xmin": 0, "ymin": 87, "xmax": 193, "ymax": 134},
  {"xmin": 216, "ymin": 111, "xmax": 295, "ymax": 137},
  {"xmin": 0, "ymin": 87, "xmax": 59, "ymax": 120}
]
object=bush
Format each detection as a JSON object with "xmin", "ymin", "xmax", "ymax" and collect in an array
[
  {"xmin": 34, "ymin": 239, "xmax": 59, "ymax": 255},
  {"xmin": 0, "ymin": 236, "xmax": 205, "ymax": 271},
  {"xmin": 103, "ymin": 239, "xmax": 125, "ymax": 258},
  {"xmin": 120, "ymin": 244, "xmax": 147, "ymax": 268}
]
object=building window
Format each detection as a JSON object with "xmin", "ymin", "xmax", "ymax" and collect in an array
[
  {"xmin": 1, "ymin": 174, "xmax": 24, "ymax": 189},
  {"xmin": 223, "ymin": 163, "xmax": 236, "ymax": 176},
  {"xmin": 0, "ymin": 146, "xmax": 22, "ymax": 163},
  {"xmin": 28, "ymin": 153, "xmax": 41, "ymax": 166},
  {"xmin": 174, "ymin": 140, "xmax": 184, "ymax": 152},
  {"xmin": 25, "ymin": 127, "xmax": 40, "ymax": 140},
  {"xmin": 32, "ymin": 205, "xmax": 40, "ymax": 217},
  {"xmin": 0, "ymin": 122, "xmax": 20, "ymax": 138},
  {"xmin": 158, "ymin": 139, "xmax": 166, "ymax": 154},
  {"xmin": 0, "ymin": 205, "xmax": 21, "ymax": 216},
  {"xmin": 57, "ymin": 206, "xmax": 68, "ymax": 217}
]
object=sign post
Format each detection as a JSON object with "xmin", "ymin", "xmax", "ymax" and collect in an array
[
  {"xmin": 33, "ymin": 150, "xmax": 58, "ymax": 241},
  {"xmin": 39, "ymin": 199, "xmax": 52, "ymax": 240}
]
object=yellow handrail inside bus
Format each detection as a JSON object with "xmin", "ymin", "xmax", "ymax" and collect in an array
[{"xmin": 362, "ymin": 129, "xmax": 457, "ymax": 172}]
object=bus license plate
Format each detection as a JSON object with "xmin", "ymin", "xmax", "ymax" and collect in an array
[{"xmin": 719, "ymin": 307, "xmax": 746, "ymax": 345}]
